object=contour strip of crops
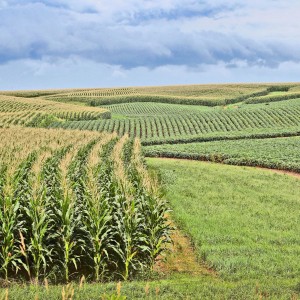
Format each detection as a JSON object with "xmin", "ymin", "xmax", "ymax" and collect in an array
[
  {"xmin": 144, "ymin": 136, "xmax": 300, "ymax": 173},
  {"xmin": 0, "ymin": 96, "xmax": 110, "ymax": 127},
  {"xmin": 50, "ymin": 103, "xmax": 300, "ymax": 143}
]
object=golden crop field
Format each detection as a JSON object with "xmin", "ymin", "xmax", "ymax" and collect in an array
[{"xmin": 0, "ymin": 95, "xmax": 110, "ymax": 127}]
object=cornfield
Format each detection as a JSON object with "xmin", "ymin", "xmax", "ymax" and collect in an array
[
  {"xmin": 49, "ymin": 100, "xmax": 300, "ymax": 143},
  {"xmin": 0, "ymin": 95, "xmax": 110, "ymax": 128},
  {"xmin": 0, "ymin": 127, "xmax": 171, "ymax": 283},
  {"xmin": 44, "ymin": 83, "xmax": 297, "ymax": 107}
]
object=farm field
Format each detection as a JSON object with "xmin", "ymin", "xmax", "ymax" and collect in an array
[
  {"xmin": 147, "ymin": 159, "xmax": 300, "ymax": 290},
  {"xmin": 3, "ymin": 159, "xmax": 300, "ymax": 299},
  {"xmin": 2, "ymin": 274, "xmax": 299, "ymax": 299},
  {"xmin": 1, "ymin": 83, "xmax": 300, "ymax": 148},
  {"xmin": 0, "ymin": 127, "xmax": 170, "ymax": 283},
  {"xmin": 145, "ymin": 136, "xmax": 300, "ymax": 172},
  {"xmin": 49, "ymin": 99, "xmax": 300, "ymax": 144},
  {"xmin": 43, "ymin": 83, "xmax": 293, "ymax": 106},
  {"xmin": 0, "ymin": 95, "xmax": 110, "ymax": 128},
  {"xmin": 0, "ymin": 83, "xmax": 300, "ymax": 299}
]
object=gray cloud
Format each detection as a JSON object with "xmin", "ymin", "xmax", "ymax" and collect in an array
[{"xmin": 0, "ymin": 0, "xmax": 299, "ymax": 89}]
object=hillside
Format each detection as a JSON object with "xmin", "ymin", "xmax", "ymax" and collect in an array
[{"xmin": 0, "ymin": 83, "xmax": 300, "ymax": 298}]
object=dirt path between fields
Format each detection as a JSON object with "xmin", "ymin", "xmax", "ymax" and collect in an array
[{"xmin": 255, "ymin": 167, "xmax": 300, "ymax": 179}]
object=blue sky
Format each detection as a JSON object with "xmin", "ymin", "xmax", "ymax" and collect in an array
[{"xmin": 0, "ymin": 0, "xmax": 299, "ymax": 90}]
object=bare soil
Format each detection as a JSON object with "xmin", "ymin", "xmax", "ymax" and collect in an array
[{"xmin": 154, "ymin": 221, "xmax": 217, "ymax": 277}]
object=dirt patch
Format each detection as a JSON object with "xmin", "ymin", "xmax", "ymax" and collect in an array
[{"xmin": 154, "ymin": 223, "xmax": 217, "ymax": 277}]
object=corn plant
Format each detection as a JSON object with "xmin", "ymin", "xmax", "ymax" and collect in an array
[
  {"xmin": 12, "ymin": 152, "xmax": 37, "ymax": 243},
  {"xmin": 67, "ymin": 141, "xmax": 97, "ymax": 277},
  {"xmin": 60, "ymin": 191, "xmax": 79, "ymax": 282},
  {"xmin": 24, "ymin": 191, "xmax": 52, "ymax": 282},
  {"xmin": 41, "ymin": 147, "xmax": 70, "ymax": 276},
  {"xmin": 85, "ymin": 190, "xmax": 113, "ymax": 281},
  {"xmin": 0, "ymin": 196, "xmax": 23, "ymax": 280},
  {"xmin": 0, "ymin": 165, "xmax": 6, "ymax": 202}
]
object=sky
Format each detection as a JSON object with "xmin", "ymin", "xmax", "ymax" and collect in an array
[{"xmin": 0, "ymin": 0, "xmax": 299, "ymax": 90}]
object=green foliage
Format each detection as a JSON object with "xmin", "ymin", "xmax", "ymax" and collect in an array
[
  {"xmin": 145, "ymin": 136, "xmax": 300, "ymax": 172},
  {"xmin": 26, "ymin": 114, "xmax": 61, "ymax": 128},
  {"xmin": 54, "ymin": 111, "xmax": 111, "ymax": 121},
  {"xmin": 89, "ymin": 94, "xmax": 227, "ymax": 106},
  {"xmin": 0, "ymin": 137, "xmax": 170, "ymax": 283},
  {"xmin": 2, "ymin": 276, "xmax": 300, "ymax": 300},
  {"xmin": 245, "ymin": 92, "xmax": 300, "ymax": 104},
  {"xmin": 49, "ymin": 101, "xmax": 300, "ymax": 145}
]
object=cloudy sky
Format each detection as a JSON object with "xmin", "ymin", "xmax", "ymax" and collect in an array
[{"xmin": 0, "ymin": 0, "xmax": 299, "ymax": 90}]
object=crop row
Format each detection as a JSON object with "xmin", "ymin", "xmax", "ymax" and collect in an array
[
  {"xmin": 0, "ymin": 111, "xmax": 110, "ymax": 128},
  {"xmin": 0, "ymin": 112, "xmax": 43, "ymax": 127},
  {"xmin": 49, "ymin": 105, "xmax": 300, "ymax": 142},
  {"xmin": 53, "ymin": 110, "xmax": 110, "ymax": 121},
  {"xmin": 144, "ymin": 136, "xmax": 300, "ymax": 173},
  {"xmin": 0, "ymin": 128, "xmax": 170, "ymax": 283},
  {"xmin": 245, "ymin": 92, "xmax": 300, "ymax": 104},
  {"xmin": 49, "ymin": 94, "xmax": 228, "ymax": 107},
  {"xmin": 5, "ymin": 83, "xmax": 294, "ymax": 100},
  {"xmin": 67, "ymin": 88, "xmax": 138, "ymax": 97},
  {"xmin": 45, "ymin": 84, "xmax": 299, "ymax": 108},
  {"xmin": 103, "ymin": 102, "xmax": 211, "ymax": 116},
  {"xmin": 0, "ymin": 96, "xmax": 111, "ymax": 124}
]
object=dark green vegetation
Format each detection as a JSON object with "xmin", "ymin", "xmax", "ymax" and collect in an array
[{"xmin": 145, "ymin": 136, "xmax": 300, "ymax": 172}]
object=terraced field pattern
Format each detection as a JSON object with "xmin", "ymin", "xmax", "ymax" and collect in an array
[{"xmin": 2, "ymin": 82, "xmax": 299, "ymax": 172}]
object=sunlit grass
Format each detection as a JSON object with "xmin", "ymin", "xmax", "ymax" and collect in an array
[{"xmin": 147, "ymin": 158, "xmax": 300, "ymax": 281}]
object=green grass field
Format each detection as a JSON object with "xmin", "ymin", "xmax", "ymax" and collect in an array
[
  {"xmin": 2, "ymin": 275, "xmax": 300, "ymax": 299},
  {"xmin": 148, "ymin": 158, "xmax": 300, "ymax": 282}
]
